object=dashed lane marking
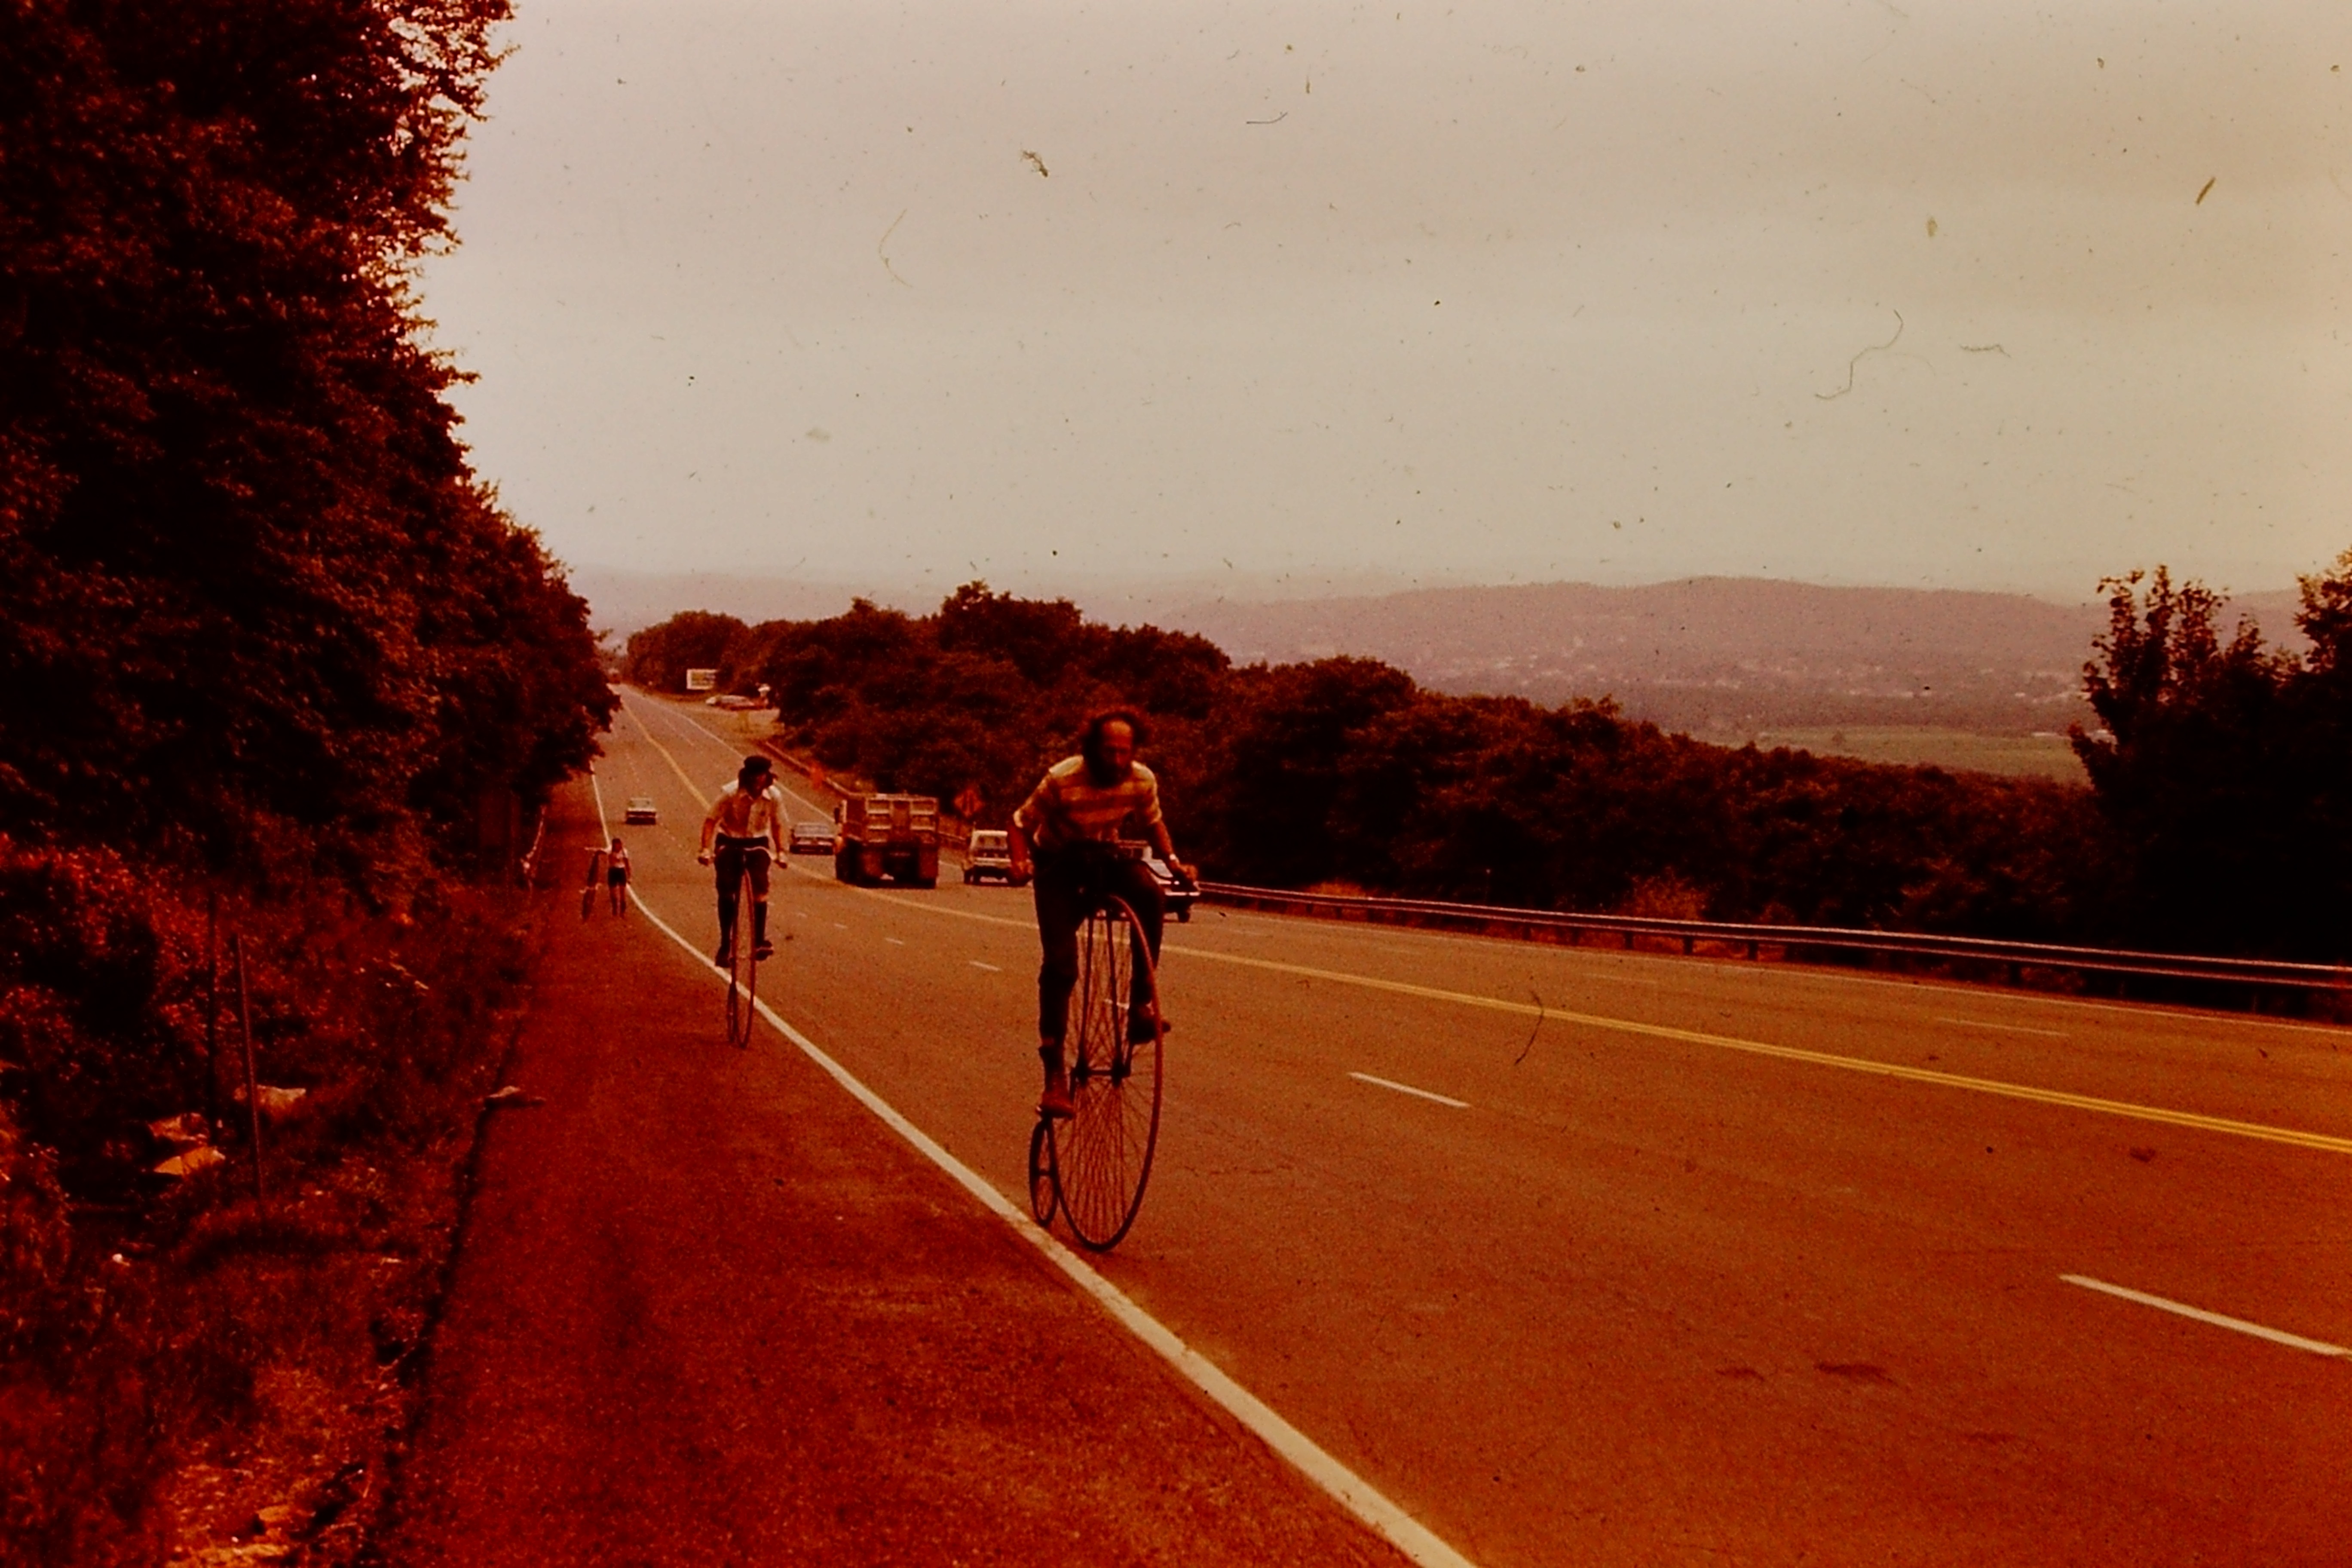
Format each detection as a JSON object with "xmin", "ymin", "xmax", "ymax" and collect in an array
[
  {"xmin": 627, "ymin": 701, "xmax": 718, "ymax": 809},
  {"xmin": 969, "ymin": 960, "xmax": 1002, "ymax": 972},
  {"xmin": 1349, "ymin": 1072, "xmax": 1469, "ymax": 1109},
  {"xmin": 1937, "ymin": 1017, "xmax": 2068, "ymax": 1038},
  {"xmin": 584, "ymin": 768, "xmax": 1479, "ymax": 1568},
  {"xmin": 2062, "ymin": 1275, "xmax": 2349, "ymax": 1359},
  {"xmin": 853, "ymin": 893, "xmax": 2352, "ymax": 1157},
  {"xmin": 620, "ymin": 691, "xmax": 829, "ymax": 820}
]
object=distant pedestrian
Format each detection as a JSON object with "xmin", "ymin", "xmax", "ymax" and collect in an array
[{"xmin": 606, "ymin": 837, "xmax": 631, "ymax": 914}]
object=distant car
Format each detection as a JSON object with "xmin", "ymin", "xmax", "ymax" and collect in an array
[
  {"xmin": 788, "ymin": 820, "xmax": 836, "ymax": 855},
  {"xmin": 623, "ymin": 796, "xmax": 658, "ymax": 825},
  {"xmin": 962, "ymin": 830, "xmax": 1025, "ymax": 885}
]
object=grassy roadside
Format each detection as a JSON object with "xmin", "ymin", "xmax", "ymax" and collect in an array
[{"xmin": 1, "ymin": 855, "xmax": 553, "ymax": 1567}]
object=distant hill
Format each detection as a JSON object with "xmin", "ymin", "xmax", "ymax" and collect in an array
[
  {"xmin": 1160, "ymin": 579, "xmax": 2307, "ymax": 741},
  {"xmin": 570, "ymin": 570, "xmax": 900, "ymax": 638},
  {"xmin": 579, "ymin": 566, "xmax": 2309, "ymax": 745}
]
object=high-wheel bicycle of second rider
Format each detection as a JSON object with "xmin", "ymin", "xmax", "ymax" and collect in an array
[
  {"xmin": 724, "ymin": 847, "xmax": 769, "ymax": 1048},
  {"xmin": 1028, "ymin": 876, "xmax": 1167, "ymax": 1250},
  {"xmin": 580, "ymin": 848, "xmax": 605, "ymax": 920}
]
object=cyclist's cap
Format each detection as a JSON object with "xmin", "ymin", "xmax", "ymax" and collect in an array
[{"xmin": 741, "ymin": 754, "xmax": 774, "ymax": 775}]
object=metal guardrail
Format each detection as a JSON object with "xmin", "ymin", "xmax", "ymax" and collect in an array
[{"xmin": 1197, "ymin": 882, "xmax": 2352, "ymax": 995}]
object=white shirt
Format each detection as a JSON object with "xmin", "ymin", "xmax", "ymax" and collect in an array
[{"xmin": 705, "ymin": 781, "xmax": 785, "ymax": 840}]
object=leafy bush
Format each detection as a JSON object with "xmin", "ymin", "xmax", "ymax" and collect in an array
[
  {"xmin": 626, "ymin": 584, "xmax": 2106, "ymax": 945},
  {"xmin": 2074, "ymin": 558, "xmax": 2352, "ymax": 957},
  {"xmin": 0, "ymin": 1, "xmax": 613, "ymax": 1558}
]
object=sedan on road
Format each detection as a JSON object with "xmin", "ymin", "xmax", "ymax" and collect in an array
[{"xmin": 1139, "ymin": 851, "xmax": 1197, "ymax": 922}]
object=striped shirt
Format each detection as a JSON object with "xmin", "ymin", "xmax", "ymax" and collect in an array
[{"xmin": 1015, "ymin": 756, "xmax": 1163, "ymax": 852}]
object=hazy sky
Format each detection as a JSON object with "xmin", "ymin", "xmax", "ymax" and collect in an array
[{"xmin": 418, "ymin": 0, "xmax": 2351, "ymax": 604}]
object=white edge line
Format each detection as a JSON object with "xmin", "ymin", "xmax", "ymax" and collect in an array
[
  {"xmin": 1348, "ymin": 1072, "xmax": 1471, "ymax": 1110},
  {"xmin": 585, "ymin": 766, "xmax": 1479, "ymax": 1568},
  {"xmin": 969, "ymin": 960, "xmax": 1002, "ymax": 972},
  {"xmin": 2061, "ymin": 1274, "xmax": 2349, "ymax": 1359}
]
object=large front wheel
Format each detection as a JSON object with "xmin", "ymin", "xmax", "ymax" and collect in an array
[
  {"xmin": 725, "ymin": 866, "xmax": 760, "ymax": 1047},
  {"xmin": 1047, "ymin": 896, "xmax": 1164, "ymax": 1250}
]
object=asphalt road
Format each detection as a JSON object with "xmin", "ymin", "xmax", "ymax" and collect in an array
[
  {"xmin": 449, "ymin": 689, "xmax": 2352, "ymax": 1565},
  {"xmin": 384, "ymin": 720, "xmax": 1414, "ymax": 1567}
]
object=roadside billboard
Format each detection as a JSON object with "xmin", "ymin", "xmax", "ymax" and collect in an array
[{"xmin": 684, "ymin": 668, "xmax": 717, "ymax": 692}]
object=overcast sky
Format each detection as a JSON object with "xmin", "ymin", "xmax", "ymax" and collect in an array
[{"xmin": 417, "ymin": 0, "xmax": 2351, "ymax": 606}]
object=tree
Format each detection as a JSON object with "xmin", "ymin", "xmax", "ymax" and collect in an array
[
  {"xmin": 0, "ymin": 0, "xmax": 608, "ymax": 875},
  {"xmin": 2070, "ymin": 568, "xmax": 2316, "ymax": 954},
  {"xmin": 622, "ymin": 610, "xmax": 750, "ymax": 695}
]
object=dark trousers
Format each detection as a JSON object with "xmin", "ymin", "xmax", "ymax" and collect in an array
[
  {"xmin": 1033, "ymin": 849, "xmax": 1163, "ymax": 1044},
  {"xmin": 715, "ymin": 839, "xmax": 771, "ymax": 946}
]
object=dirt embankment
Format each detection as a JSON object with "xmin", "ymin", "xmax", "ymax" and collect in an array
[{"xmin": 2, "ymin": 862, "xmax": 551, "ymax": 1567}]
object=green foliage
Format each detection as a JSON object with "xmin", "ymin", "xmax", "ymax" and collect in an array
[
  {"xmin": 0, "ymin": 830, "xmax": 537, "ymax": 1562},
  {"xmin": 629, "ymin": 584, "xmax": 2100, "ymax": 941},
  {"xmin": 2072, "ymin": 560, "xmax": 2352, "ymax": 956},
  {"xmin": 620, "ymin": 609, "xmax": 751, "ymax": 694},
  {"xmin": 0, "ymin": 0, "xmax": 611, "ymax": 873},
  {"xmin": 735, "ymin": 587, "xmax": 1231, "ymax": 823},
  {"xmin": 0, "ymin": 842, "xmax": 205, "ymax": 1200},
  {"xmin": 0, "ymin": 3, "xmax": 613, "ymax": 1556}
]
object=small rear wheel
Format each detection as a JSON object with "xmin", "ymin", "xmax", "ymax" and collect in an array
[{"xmin": 1027, "ymin": 1118, "xmax": 1058, "ymax": 1226}]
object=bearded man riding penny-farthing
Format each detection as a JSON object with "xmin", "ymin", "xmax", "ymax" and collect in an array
[{"xmin": 1009, "ymin": 711, "xmax": 1195, "ymax": 1250}]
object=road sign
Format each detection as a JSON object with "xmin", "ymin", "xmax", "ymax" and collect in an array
[
  {"xmin": 684, "ymin": 668, "xmax": 717, "ymax": 692},
  {"xmin": 954, "ymin": 786, "xmax": 984, "ymax": 820}
]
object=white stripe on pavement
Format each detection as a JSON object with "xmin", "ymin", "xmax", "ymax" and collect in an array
[
  {"xmin": 2061, "ymin": 1275, "xmax": 2350, "ymax": 1359},
  {"xmin": 585, "ymin": 768, "xmax": 1480, "ymax": 1568},
  {"xmin": 969, "ymin": 960, "xmax": 1002, "ymax": 972},
  {"xmin": 1348, "ymin": 1072, "xmax": 1470, "ymax": 1109},
  {"xmin": 1936, "ymin": 1017, "xmax": 2067, "ymax": 1038},
  {"xmin": 857, "ymin": 889, "xmax": 2352, "ymax": 1158},
  {"xmin": 623, "ymin": 691, "xmax": 831, "ymax": 820}
]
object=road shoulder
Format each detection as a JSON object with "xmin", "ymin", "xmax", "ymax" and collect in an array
[{"xmin": 379, "ymin": 778, "xmax": 1410, "ymax": 1567}]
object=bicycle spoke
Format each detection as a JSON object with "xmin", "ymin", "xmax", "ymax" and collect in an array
[{"xmin": 1052, "ymin": 897, "xmax": 1163, "ymax": 1250}]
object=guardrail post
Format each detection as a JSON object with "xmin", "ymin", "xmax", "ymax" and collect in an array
[{"xmin": 1682, "ymin": 934, "xmax": 1694, "ymax": 955}]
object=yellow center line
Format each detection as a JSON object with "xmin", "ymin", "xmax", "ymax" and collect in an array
[
  {"xmin": 857, "ymin": 892, "xmax": 2352, "ymax": 1157},
  {"xmin": 620, "ymin": 697, "xmax": 714, "ymax": 807},
  {"xmin": 619, "ymin": 691, "xmax": 830, "ymax": 820}
]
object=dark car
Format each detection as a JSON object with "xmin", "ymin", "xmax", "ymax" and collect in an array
[
  {"xmin": 788, "ymin": 820, "xmax": 836, "ymax": 855},
  {"xmin": 1139, "ymin": 850, "xmax": 1198, "ymax": 922}
]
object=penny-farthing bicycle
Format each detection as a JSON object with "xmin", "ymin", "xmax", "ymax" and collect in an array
[
  {"xmin": 723, "ymin": 848, "xmax": 768, "ymax": 1048},
  {"xmin": 1028, "ymin": 877, "xmax": 1166, "ymax": 1250}
]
